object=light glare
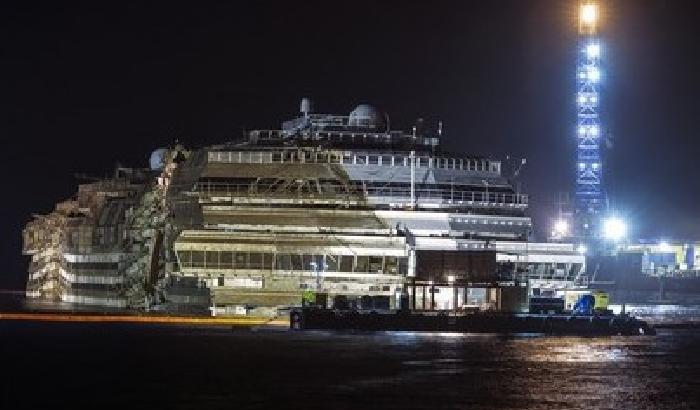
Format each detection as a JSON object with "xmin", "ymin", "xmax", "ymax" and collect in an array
[
  {"xmin": 603, "ymin": 217, "xmax": 626, "ymax": 241},
  {"xmin": 586, "ymin": 43, "xmax": 601, "ymax": 58},
  {"xmin": 588, "ymin": 67, "xmax": 601, "ymax": 82},
  {"xmin": 554, "ymin": 219, "xmax": 569, "ymax": 237},
  {"xmin": 581, "ymin": 4, "xmax": 598, "ymax": 26}
]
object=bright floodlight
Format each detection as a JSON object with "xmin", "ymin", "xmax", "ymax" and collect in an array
[
  {"xmin": 581, "ymin": 4, "xmax": 598, "ymax": 26},
  {"xmin": 554, "ymin": 219, "xmax": 569, "ymax": 237},
  {"xmin": 586, "ymin": 43, "xmax": 601, "ymax": 59},
  {"xmin": 589, "ymin": 125, "xmax": 599, "ymax": 136},
  {"xmin": 603, "ymin": 217, "xmax": 626, "ymax": 241},
  {"xmin": 588, "ymin": 67, "xmax": 601, "ymax": 82}
]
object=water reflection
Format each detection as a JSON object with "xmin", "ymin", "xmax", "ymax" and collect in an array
[
  {"xmin": 513, "ymin": 337, "xmax": 641, "ymax": 363},
  {"xmin": 2, "ymin": 322, "xmax": 698, "ymax": 410}
]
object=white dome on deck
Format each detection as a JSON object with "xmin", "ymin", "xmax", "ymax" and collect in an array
[{"xmin": 348, "ymin": 104, "xmax": 387, "ymax": 130}]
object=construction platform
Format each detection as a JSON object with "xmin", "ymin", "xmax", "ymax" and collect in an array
[{"xmin": 290, "ymin": 308, "xmax": 656, "ymax": 336}]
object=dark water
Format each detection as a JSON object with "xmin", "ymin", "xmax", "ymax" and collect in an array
[{"xmin": 2, "ymin": 322, "xmax": 699, "ymax": 410}]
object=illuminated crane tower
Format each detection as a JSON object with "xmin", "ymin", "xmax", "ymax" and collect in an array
[{"xmin": 575, "ymin": 1, "xmax": 605, "ymax": 238}]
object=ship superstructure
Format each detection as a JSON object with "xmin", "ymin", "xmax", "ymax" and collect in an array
[{"xmin": 23, "ymin": 100, "xmax": 585, "ymax": 315}]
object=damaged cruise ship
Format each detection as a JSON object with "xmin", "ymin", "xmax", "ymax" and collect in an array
[{"xmin": 22, "ymin": 99, "xmax": 585, "ymax": 316}]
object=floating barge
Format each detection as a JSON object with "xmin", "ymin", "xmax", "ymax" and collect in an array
[{"xmin": 290, "ymin": 308, "xmax": 656, "ymax": 336}]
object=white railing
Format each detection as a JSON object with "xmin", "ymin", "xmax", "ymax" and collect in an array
[{"xmin": 208, "ymin": 150, "xmax": 500, "ymax": 174}]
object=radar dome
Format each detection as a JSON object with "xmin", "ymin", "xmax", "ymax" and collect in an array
[
  {"xmin": 149, "ymin": 148, "xmax": 168, "ymax": 171},
  {"xmin": 348, "ymin": 104, "xmax": 387, "ymax": 130}
]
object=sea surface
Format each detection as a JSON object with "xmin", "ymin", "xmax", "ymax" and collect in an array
[{"xmin": 2, "ymin": 321, "xmax": 699, "ymax": 410}]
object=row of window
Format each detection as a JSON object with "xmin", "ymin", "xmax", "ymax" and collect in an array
[
  {"xmin": 451, "ymin": 218, "xmax": 530, "ymax": 226},
  {"xmin": 252, "ymin": 129, "xmax": 435, "ymax": 146},
  {"xmin": 64, "ymin": 262, "xmax": 119, "ymax": 271},
  {"xmin": 177, "ymin": 251, "xmax": 408, "ymax": 275},
  {"xmin": 209, "ymin": 150, "xmax": 499, "ymax": 173}
]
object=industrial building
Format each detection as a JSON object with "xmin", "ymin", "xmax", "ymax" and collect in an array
[{"xmin": 23, "ymin": 100, "xmax": 585, "ymax": 315}]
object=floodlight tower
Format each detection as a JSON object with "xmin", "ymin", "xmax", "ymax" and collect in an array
[{"xmin": 575, "ymin": 1, "xmax": 605, "ymax": 239}]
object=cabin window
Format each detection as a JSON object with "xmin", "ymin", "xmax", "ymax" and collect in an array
[
  {"xmin": 205, "ymin": 251, "xmax": 219, "ymax": 269},
  {"xmin": 339, "ymin": 255, "xmax": 354, "ymax": 272},
  {"xmin": 234, "ymin": 252, "xmax": 248, "ymax": 269},
  {"xmin": 302, "ymin": 254, "xmax": 314, "ymax": 271},
  {"xmin": 262, "ymin": 253, "xmax": 273, "ymax": 270},
  {"xmin": 291, "ymin": 254, "xmax": 303, "ymax": 270},
  {"xmin": 178, "ymin": 251, "xmax": 192, "ymax": 268},
  {"xmin": 191, "ymin": 251, "xmax": 204, "ymax": 268},
  {"xmin": 385, "ymin": 256, "xmax": 398, "ymax": 275},
  {"xmin": 276, "ymin": 254, "xmax": 291, "ymax": 271},
  {"xmin": 355, "ymin": 256, "xmax": 369, "ymax": 272},
  {"xmin": 369, "ymin": 256, "xmax": 383, "ymax": 273},
  {"xmin": 398, "ymin": 257, "xmax": 408, "ymax": 275},
  {"xmin": 220, "ymin": 252, "xmax": 233, "ymax": 269},
  {"xmin": 249, "ymin": 252, "xmax": 263, "ymax": 269},
  {"xmin": 325, "ymin": 255, "xmax": 338, "ymax": 272}
]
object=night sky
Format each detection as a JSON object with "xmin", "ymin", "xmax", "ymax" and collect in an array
[{"xmin": 2, "ymin": 0, "xmax": 699, "ymax": 290}]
